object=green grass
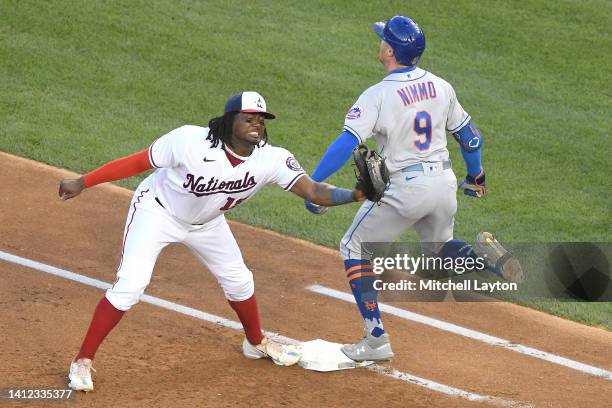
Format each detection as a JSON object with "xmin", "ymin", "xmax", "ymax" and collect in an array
[{"xmin": 1, "ymin": 0, "xmax": 610, "ymax": 328}]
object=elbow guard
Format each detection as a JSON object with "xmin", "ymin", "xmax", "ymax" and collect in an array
[{"xmin": 452, "ymin": 121, "xmax": 483, "ymax": 152}]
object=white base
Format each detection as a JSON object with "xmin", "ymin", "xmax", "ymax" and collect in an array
[{"xmin": 298, "ymin": 339, "xmax": 373, "ymax": 372}]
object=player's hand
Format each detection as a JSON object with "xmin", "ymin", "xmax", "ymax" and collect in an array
[
  {"xmin": 459, "ymin": 168, "xmax": 486, "ymax": 198},
  {"xmin": 59, "ymin": 177, "xmax": 86, "ymax": 201},
  {"xmin": 304, "ymin": 199, "xmax": 328, "ymax": 215},
  {"xmin": 352, "ymin": 189, "xmax": 366, "ymax": 202}
]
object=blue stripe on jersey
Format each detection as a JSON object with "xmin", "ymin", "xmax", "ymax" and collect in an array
[
  {"xmin": 342, "ymin": 125, "xmax": 362, "ymax": 143},
  {"xmin": 382, "ymin": 71, "xmax": 428, "ymax": 83},
  {"xmin": 386, "ymin": 66, "xmax": 417, "ymax": 76},
  {"xmin": 447, "ymin": 115, "xmax": 471, "ymax": 133}
]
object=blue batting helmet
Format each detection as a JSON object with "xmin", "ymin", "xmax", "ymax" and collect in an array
[{"xmin": 373, "ymin": 16, "xmax": 426, "ymax": 66}]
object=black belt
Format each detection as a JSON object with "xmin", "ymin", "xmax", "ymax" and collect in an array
[{"xmin": 155, "ymin": 196, "xmax": 204, "ymax": 226}]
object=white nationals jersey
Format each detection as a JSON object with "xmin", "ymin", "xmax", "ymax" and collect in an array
[
  {"xmin": 147, "ymin": 125, "xmax": 306, "ymax": 225},
  {"xmin": 343, "ymin": 67, "xmax": 470, "ymax": 173}
]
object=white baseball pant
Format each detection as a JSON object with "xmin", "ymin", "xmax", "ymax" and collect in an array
[{"xmin": 106, "ymin": 178, "xmax": 254, "ymax": 311}]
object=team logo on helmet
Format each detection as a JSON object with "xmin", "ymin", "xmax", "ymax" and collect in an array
[
  {"xmin": 346, "ymin": 105, "xmax": 364, "ymax": 120},
  {"xmin": 286, "ymin": 156, "xmax": 303, "ymax": 172}
]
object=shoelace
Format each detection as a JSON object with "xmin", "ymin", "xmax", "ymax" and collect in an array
[
  {"xmin": 260, "ymin": 340, "xmax": 282, "ymax": 357},
  {"xmin": 261, "ymin": 340, "xmax": 297, "ymax": 359},
  {"xmin": 76, "ymin": 362, "xmax": 96, "ymax": 377}
]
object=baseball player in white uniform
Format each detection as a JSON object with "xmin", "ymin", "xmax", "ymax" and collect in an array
[
  {"xmin": 306, "ymin": 16, "xmax": 523, "ymax": 361},
  {"xmin": 59, "ymin": 91, "xmax": 365, "ymax": 391}
]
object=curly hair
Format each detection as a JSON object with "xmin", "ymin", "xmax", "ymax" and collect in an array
[{"xmin": 207, "ymin": 112, "xmax": 268, "ymax": 149}]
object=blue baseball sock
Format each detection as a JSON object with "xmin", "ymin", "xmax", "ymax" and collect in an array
[
  {"xmin": 344, "ymin": 259, "xmax": 384, "ymax": 337},
  {"xmin": 440, "ymin": 239, "xmax": 478, "ymax": 274},
  {"xmin": 441, "ymin": 239, "xmax": 477, "ymax": 259}
]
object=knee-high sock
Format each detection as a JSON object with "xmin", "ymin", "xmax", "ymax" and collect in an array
[
  {"xmin": 345, "ymin": 259, "xmax": 384, "ymax": 337},
  {"xmin": 228, "ymin": 294, "xmax": 264, "ymax": 345},
  {"xmin": 441, "ymin": 240, "xmax": 477, "ymax": 261},
  {"xmin": 76, "ymin": 296, "xmax": 125, "ymax": 361},
  {"xmin": 439, "ymin": 239, "xmax": 480, "ymax": 276}
]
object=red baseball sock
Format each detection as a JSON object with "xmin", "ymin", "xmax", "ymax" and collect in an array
[
  {"xmin": 75, "ymin": 296, "xmax": 125, "ymax": 361},
  {"xmin": 228, "ymin": 294, "xmax": 264, "ymax": 345}
]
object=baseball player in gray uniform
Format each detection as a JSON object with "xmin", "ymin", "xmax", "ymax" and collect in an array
[
  {"xmin": 59, "ymin": 91, "xmax": 365, "ymax": 391},
  {"xmin": 306, "ymin": 16, "xmax": 523, "ymax": 361}
]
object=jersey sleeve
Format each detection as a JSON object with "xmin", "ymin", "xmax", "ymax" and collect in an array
[
  {"xmin": 342, "ymin": 86, "xmax": 381, "ymax": 143},
  {"xmin": 445, "ymin": 84, "xmax": 471, "ymax": 133},
  {"xmin": 148, "ymin": 125, "xmax": 192, "ymax": 168},
  {"xmin": 269, "ymin": 148, "xmax": 307, "ymax": 190},
  {"xmin": 82, "ymin": 149, "xmax": 152, "ymax": 187}
]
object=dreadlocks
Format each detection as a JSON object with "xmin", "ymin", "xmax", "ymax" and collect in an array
[{"xmin": 206, "ymin": 112, "xmax": 268, "ymax": 149}]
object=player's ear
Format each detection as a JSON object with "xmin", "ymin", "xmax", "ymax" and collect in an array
[
  {"xmin": 381, "ymin": 41, "xmax": 395, "ymax": 59},
  {"xmin": 387, "ymin": 46, "xmax": 396, "ymax": 60}
]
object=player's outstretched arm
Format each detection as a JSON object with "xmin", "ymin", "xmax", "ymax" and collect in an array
[
  {"xmin": 58, "ymin": 149, "xmax": 153, "ymax": 201},
  {"xmin": 290, "ymin": 176, "xmax": 365, "ymax": 208}
]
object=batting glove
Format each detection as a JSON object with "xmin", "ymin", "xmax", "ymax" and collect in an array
[
  {"xmin": 459, "ymin": 168, "xmax": 486, "ymax": 198},
  {"xmin": 304, "ymin": 199, "xmax": 328, "ymax": 215}
]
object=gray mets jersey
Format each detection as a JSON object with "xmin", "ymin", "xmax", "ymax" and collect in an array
[
  {"xmin": 340, "ymin": 66, "xmax": 468, "ymax": 258},
  {"xmin": 343, "ymin": 66, "xmax": 470, "ymax": 173}
]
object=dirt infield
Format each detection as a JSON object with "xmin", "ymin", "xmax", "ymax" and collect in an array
[{"xmin": 1, "ymin": 152, "xmax": 611, "ymax": 407}]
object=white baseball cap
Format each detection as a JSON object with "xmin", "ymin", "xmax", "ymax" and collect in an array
[{"xmin": 224, "ymin": 91, "xmax": 276, "ymax": 119}]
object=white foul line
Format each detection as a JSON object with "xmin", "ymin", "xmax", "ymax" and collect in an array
[
  {"xmin": 308, "ymin": 284, "xmax": 612, "ymax": 382},
  {"xmin": 366, "ymin": 365, "xmax": 531, "ymax": 408},
  {"xmin": 0, "ymin": 251, "xmax": 531, "ymax": 407}
]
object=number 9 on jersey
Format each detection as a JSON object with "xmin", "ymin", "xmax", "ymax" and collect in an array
[{"xmin": 413, "ymin": 110, "xmax": 432, "ymax": 151}]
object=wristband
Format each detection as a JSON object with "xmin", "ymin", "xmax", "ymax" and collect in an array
[{"xmin": 330, "ymin": 188, "xmax": 354, "ymax": 205}]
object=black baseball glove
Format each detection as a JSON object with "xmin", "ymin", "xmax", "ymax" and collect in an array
[{"xmin": 353, "ymin": 144, "xmax": 389, "ymax": 202}]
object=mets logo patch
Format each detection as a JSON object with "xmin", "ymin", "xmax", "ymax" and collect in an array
[
  {"xmin": 346, "ymin": 105, "xmax": 364, "ymax": 120},
  {"xmin": 286, "ymin": 156, "xmax": 303, "ymax": 172}
]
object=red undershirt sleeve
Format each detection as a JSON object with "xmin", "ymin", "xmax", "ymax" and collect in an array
[{"xmin": 82, "ymin": 149, "xmax": 154, "ymax": 188}]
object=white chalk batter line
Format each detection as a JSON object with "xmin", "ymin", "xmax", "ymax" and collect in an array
[
  {"xmin": 308, "ymin": 284, "xmax": 612, "ymax": 382},
  {"xmin": 0, "ymin": 251, "xmax": 531, "ymax": 407}
]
